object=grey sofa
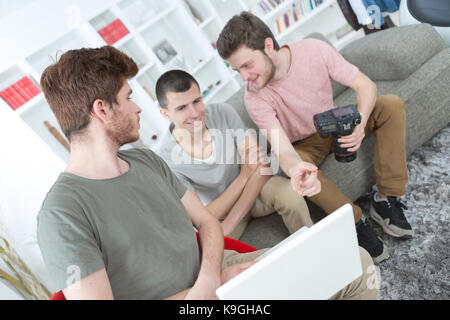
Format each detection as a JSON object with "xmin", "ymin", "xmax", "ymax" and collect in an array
[{"xmin": 225, "ymin": 23, "xmax": 450, "ymax": 249}]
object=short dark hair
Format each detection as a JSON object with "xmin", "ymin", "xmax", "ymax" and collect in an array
[
  {"xmin": 40, "ymin": 46, "xmax": 138, "ymax": 140},
  {"xmin": 217, "ymin": 11, "xmax": 280, "ymax": 59},
  {"xmin": 155, "ymin": 70, "xmax": 200, "ymax": 109}
]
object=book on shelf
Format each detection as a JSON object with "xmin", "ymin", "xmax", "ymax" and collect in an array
[
  {"xmin": 293, "ymin": 5, "xmax": 300, "ymax": 22},
  {"xmin": 273, "ymin": 0, "xmax": 325, "ymax": 35},
  {"xmin": 17, "ymin": 77, "xmax": 40, "ymax": 99},
  {"xmin": 254, "ymin": 0, "xmax": 287, "ymax": 16},
  {"xmin": 97, "ymin": 18, "xmax": 129, "ymax": 45},
  {"xmin": 283, "ymin": 13, "xmax": 289, "ymax": 28},
  {"xmin": 0, "ymin": 76, "xmax": 41, "ymax": 110},
  {"xmin": 0, "ymin": 87, "xmax": 25, "ymax": 110}
]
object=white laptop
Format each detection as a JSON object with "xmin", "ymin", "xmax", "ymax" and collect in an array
[{"xmin": 216, "ymin": 203, "xmax": 362, "ymax": 300}]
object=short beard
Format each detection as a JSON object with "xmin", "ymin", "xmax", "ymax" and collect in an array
[
  {"xmin": 260, "ymin": 52, "xmax": 276, "ymax": 88},
  {"xmin": 106, "ymin": 111, "xmax": 139, "ymax": 147}
]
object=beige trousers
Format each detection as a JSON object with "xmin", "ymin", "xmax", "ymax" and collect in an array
[
  {"xmin": 226, "ymin": 175, "xmax": 313, "ymax": 240},
  {"xmin": 293, "ymin": 94, "xmax": 408, "ymax": 222},
  {"xmin": 222, "ymin": 246, "xmax": 378, "ymax": 300}
]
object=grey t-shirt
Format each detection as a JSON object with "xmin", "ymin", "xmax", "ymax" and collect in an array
[
  {"xmin": 156, "ymin": 103, "xmax": 249, "ymax": 206},
  {"xmin": 37, "ymin": 148, "xmax": 200, "ymax": 299}
]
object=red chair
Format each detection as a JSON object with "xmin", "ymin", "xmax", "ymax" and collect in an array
[
  {"xmin": 50, "ymin": 235, "xmax": 256, "ymax": 300},
  {"xmin": 50, "ymin": 290, "xmax": 66, "ymax": 300}
]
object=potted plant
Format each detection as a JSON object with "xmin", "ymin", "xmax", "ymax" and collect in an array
[{"xmin": 0, "ymin": 209, "xmax": 51, "ymax": 300}]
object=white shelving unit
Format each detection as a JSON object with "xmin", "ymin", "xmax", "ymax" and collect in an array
[
  {"xmin": 0, "ymin": 0, "xmax": 242, "ymax": 163},
  {"xmin": 0, "ymin": 0, "xmax": 361, "ymax": 164},
  {"xmin": 205, "ymin": 0, "xmax": 360, "ymax": 49}
]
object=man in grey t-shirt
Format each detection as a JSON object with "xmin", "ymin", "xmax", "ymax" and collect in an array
[
  {"xmin": 36, "ymin": 46, "xmax": 262, "ymax": 300},
  {"xmin": 155, "ymin": 70, "xmax": 313, "ymax": 240}
]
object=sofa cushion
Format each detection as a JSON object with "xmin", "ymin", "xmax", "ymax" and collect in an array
[
  {"xmin": 339, "ymin": 24, "xmax": 447, "ymax": 81},
  {"xmin": 389, "ymin": 48, "xmax": 450, "ymax": 154},
  {"xmin": 333, "ymin": 80, "xmax": 404, "ymax": 106}
]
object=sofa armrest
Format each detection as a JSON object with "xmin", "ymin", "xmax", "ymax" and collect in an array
[{"xmin": 339, "ymin": 23, "xmax": 447, "ymax": 81}]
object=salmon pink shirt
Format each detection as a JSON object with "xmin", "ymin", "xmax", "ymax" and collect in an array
[{"xmin": 245, "ymin": 39, "xmax": 359, "ymax": 142}]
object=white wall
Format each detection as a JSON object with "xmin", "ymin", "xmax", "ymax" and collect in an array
[
  {"xmin": 0, "ymin": 0, "xmax": 36, "ymax": 19},
  {"xmin": 0, "ymin": 0, "xmax": 112, "ymax": 72},
  {"xmin": 0, "ymin": 103, "xmax": 65, "ymax": 299}
]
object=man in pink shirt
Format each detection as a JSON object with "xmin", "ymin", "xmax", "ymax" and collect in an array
[{"xmin": 217, "ymin": 12, "xmax": 413, "ymax": 264}]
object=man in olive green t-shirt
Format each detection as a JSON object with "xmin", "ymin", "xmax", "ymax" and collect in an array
[
  {"xmin": 38, "ymin": 148, "xmax": 203, "ymax": 299},
  {"xmin": 36, "ymin": 46, "xmax": 263, "ymax": 300}
]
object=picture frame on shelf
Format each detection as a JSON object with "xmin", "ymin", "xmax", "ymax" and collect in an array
[
  {"xmin": 153, "ymin": 39, "xmax": 177, "ymax": 65},
  {"xmin": 167, "ymin": 53, "xmax": 187, "ymax": 70}
]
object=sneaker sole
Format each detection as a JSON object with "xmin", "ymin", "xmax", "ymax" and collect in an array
[
  {"xmin": 372, "ymin": 241, "xmax": 390, "ymax": 264},
  {"xmin": 370, "ymin": 205, "xmax": 413, "ymax": 239}
]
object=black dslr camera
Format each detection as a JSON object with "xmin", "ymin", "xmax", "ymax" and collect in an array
[{"xmin": 313, "ymin": 105, "xmax": 361, "ymax": 163}]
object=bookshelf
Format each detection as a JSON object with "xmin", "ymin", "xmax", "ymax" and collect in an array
[
  {"xmin": 205, "ymin": 0, "xmax": 360, "ymax": 49},
  {"xmin": 0, "ymin": 0, "xmax": 242, "ymax": 163},
  {"xmin": 0, "ymin": 0, "xmax": 361, "ymax": 164}
]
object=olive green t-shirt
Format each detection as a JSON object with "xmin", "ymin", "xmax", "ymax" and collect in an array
[{"xmin": 37, "ymin": 148, "xmax": 200, "ymax": 299}]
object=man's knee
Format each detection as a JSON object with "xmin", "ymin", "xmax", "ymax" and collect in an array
[
  {"xmin": 261, "ymin": 176, "xmax": 306, "ymax": 209},
  {"xmin": 376, "ymin": 94, "xmax": 406, "ymax": 120},
  {"xmin": 259, "ymin": 176, "xmax": 313, "ymax": 231}
]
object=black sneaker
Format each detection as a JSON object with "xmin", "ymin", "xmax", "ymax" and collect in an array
[
  {"xmin": 356, "ymin": 218, "xmax": 389, "ymax": 264},
  {"xmin": 370, "ymin": 195, "xmax": 413, "ymax": 239}
]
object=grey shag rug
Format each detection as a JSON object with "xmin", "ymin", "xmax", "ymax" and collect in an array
[
  {"xmin": 354, "ymin": 123, "xmax": 450, "ymax": 300},
  {"xmin": 241, "ymin": 124, "xmax": 450, "ymax": 300}
]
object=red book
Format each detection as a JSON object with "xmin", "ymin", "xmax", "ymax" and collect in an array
[
  {"xmin": 11, "ymin": 86, "xmax": 27, "ymax": 109},
  {"xmin": 98, "ymin": 19, "xmax": 129, "ymax": 45},
  {"xmin": 12, "ymin": 82, "xmax": 30, "ymax": 102},
  {"xmin": 0, "ymin": 89, "xmax": 12, "ymax": 107},
  {"xmin": 111, "ymin": 19, "xmax": 129, "ymax": 42},
  {"xmin": 119, "ymin": 20, "xmax": 130, "ymax": 38},
  {"xmin": 110, "ymin": 20, "xmax": 120, "ymax": 43},
  {"xmin": 19, "ymin": 76, "xmax": 40, "ymax": 98},
  {"xmin": 98, "ymin": 23, "xmax": 115, "ymax": 45},
  {"xmin": 2, "ymin": 86, "xmax": 26, "ymax": 110},
  {"xmin": 3, "ymin": 86, "xmax": 17, "ymax": 109}
]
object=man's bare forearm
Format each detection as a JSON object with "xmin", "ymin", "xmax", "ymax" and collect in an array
[
  {"xmin": 197, "ymin": 216, "xmax": 224, "ymax": 275},
  {"xmin": 264, "ymin": 124, "xmax": 305, "ymax": 178},
  {"xmin": 355, "ymin": 85, "xmax": 376, "ymax": 126},
  {"xmin": 164, "ymin": 217, "xmax": 223, "ymax": 300},
  {"xmin": 351, "ymin": 72, "xmax": 377, "ymax": 126},
  {"xmin": 223, "ymin": 166, "xmax": 271, "ymax": 231},
  {"xmin": 181, "ymin": 190, "xmax": 224, "ymax": 299},
  {"xmin": 185, "ymin": 215, "xmax": 224, "ymax": 299},
  {"xmin": 206, "ymin": 174, "xmax": 247, "ymax": 220},
  {"xmin": 279, "ymin": 149, "xmax": 305, "ymax": 178}
]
